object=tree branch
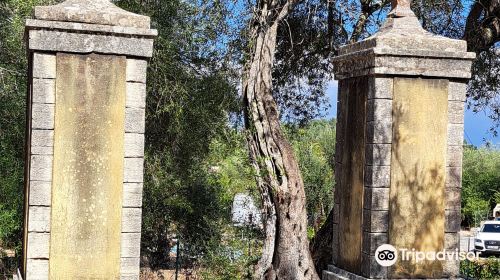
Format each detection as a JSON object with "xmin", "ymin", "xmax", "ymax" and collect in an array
[
  {"xmin": 349, "ymin": 0, "xmax": 384, "ymax": 43},
  {"xmin": 463, "ymin": 0, "xmax": 500, "ymax": 53}
]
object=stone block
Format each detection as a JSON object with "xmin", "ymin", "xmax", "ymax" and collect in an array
[
  {"xmin": 26, "ymin": 259, "xmax": 49, "ymax": 280},
  {"xmin": 31, "ymin": 129, "xmax": 53, "ymax": 155},
  {"xmin": 32, "ymin": 53, "xmax": 56, "ymax": 79},
  {"xmin": 32, "ymin": 78, "xmax": 55, "ymax": 104},
  {"xmin": 442, "ymin": 258, "xmax": 460, "ymax": 278},
  {"xmin": 364, "ymin": 187, "xmax": 390, "ymax": 211},
  {"xmin": 123, "ymin": 183, "xmax": 143, "ymax": 207},
  {"xmin": 31, "ymin": 146, "xmax": 53, "ymax": 156},
  {"xmin": 445, "ymin": 232, "xmax": 460, "ymax": 250},
  {"xmin": 367, "ymin": 99, "xmax": 392, "ymax": 121},
  {"xmin": 28, "ymin": 206, "xmax": 51, "ymax": 232},
  {"xmin": 32, "ymin": 103, "xmax": 54, "ymax": 130},
  {"xmin": 448, "ymin": 101, "xmax": 465, "ymax": 124},
  {"xmin": 30, "ymin": 155, "xmax": 53, "ymax": 182},
  {"xmin": 446, "ymin": 145, "xmax": 463, "ymax": 167},
  {"xmin": 365, "ymin": 144, "xmax": 391, "ymax": 166},
  {"xmin": 445, "ymin": 187, "xmax": 461, "ymax": 210},
  {"xmin": 126, "ymin": 59, "xmax": 148, "ymax": 83},
  {"xmin": 364, "ymin": 165, "xmax": 390, "ymax": 187},
  {"xmin": 121, "ymin": 276, "xmax": 139, "ymax": 280},
  {"xmin": 448, "ymin": 82, "xmax": 466, "ymax": 101},
  {"xmin": 447, "ymin": 123, "xmax": 464, "ymax": 146},
  {"xmin": 27, "ymin": 232, "xmax": 50, "ymax": 259},
  {"xmin": 121, "ymin": 232, "xmax": 141, "ymax": 258},
  {"xmin": 126, "ymin": 82, "xmax": 146, "ymax": 108},
  {"xmin": 363, "ymin": 209, "xmax": 389, "ymax": 233},
  {"xmin": 33, "ymin": 0, "xmax": 152, "ymax": 29},
  {"xmin": 334, "ymin": 36, "xmax": 475, "ymax": 78},
  {"xmin": 372, "ymin": 56, "xmax": 473, "ymax": 79},
  {"xmin": 124, "ymin": 133, "xmax": 145, "ymax": 158},
  {"xmin": 120, "ymin": 257, "xmax": 140, "ymax": 278},
  {"xmin": 26, "ymin": 19, "xmax": 157, "ymax": 37},
  {"xmin": 124, "ymin": 158, "xmax": 144, "ymax": 183},
  {"xmin": 125, "ymin": 108, "xmax": 145, "ymax": 133},
  {"xmin": 368, "ymin": 77, "xmax": 393, "ymax": 100},
  {"xmin": 361, "ymin": 253, "xmax": 387, "ymax": 278},
  {"xmin": 366, "ymin": 120, "xmax": 392, "ymax": 144},
  {"xmin": 362, "ymin": 231, "xmax": 388, "ymax": 255},
  {"xmin": 122, "ymin": 208, "xmax": 142, "ymax": 233},
  {"xmin": 29, "ymin": 29, "xmax": 155, "ymax": 58},
  {"xmin": 445, "ymin": 209, "xmax": 461, "ymax": 233},
  {"xmin": 29, "ymin": 181, "xmax": 51, "ymax": 206},
  {"xmin": 446, "ymin": 166, "xmax": 462, "ymax": 189}
]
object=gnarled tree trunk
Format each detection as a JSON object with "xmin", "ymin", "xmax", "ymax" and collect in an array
[
  {"xmin": 464, "ymin": 0, "xmax": 500, "ymax": 53},
  {"xmin": 242, "ymin": 0, "xmax": 319, "ymax": 279}
]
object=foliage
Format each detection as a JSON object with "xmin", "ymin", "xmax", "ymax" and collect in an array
[
  {"xmin": 193, "ymin": 129, "xmax": 260, "ymax": 279},
  {"xmin": 205, "ymin": 129, "xmax": 257, "ymax": 203},
  {"xmin": 0, "ymin": 0, "xmax": 499, "ymax": 278},
  {"xmin": 0, "ymin": 0, "xmax": 62, "ymax": 252},
  {"xmin": 114, "ymin": 0, "xmax": 243, "ymax": 269},
  {"xmin": 0, "ymin": 0, "xmax": 243, "ymax": 269},
  {"xmin": 196, "ymin": 121, "xmax": 338, "ymax": 277},
  {"xmin": 462, "ymin": 146, "xmax": 500, "ymax": 227},
  {"xmin": 461, "ymin": 258, "xmax": 500, "ymax": 279},
  {"xmin": 468, "ymin": 49, "xmax": 500, "ymax": 136},
  {"xmin": 197, "ymin": 226, "xmax": 260, "ymax": 280},
  {"xmin": 269, "ymin": 0, "xmax": 500, "ymax": 132},
  {"xmin": 285, "ymin": 119, "xmax": 336, "ymax": 233},
  {"xmin": 271, "ymin": 0, "xmax": 337, "ymax": 124},
  {"xmin": 412, "ymin": 0, "xmax": 466, "ymax": 39}
]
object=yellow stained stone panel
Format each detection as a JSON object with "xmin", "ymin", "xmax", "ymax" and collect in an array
[
  {"xmin": 50, "ymin": 53, "xmax": 126, "ymax": 279},
  {"xmin": 389, "ymin": 78, "xmax": 448, "ymax": 278}
]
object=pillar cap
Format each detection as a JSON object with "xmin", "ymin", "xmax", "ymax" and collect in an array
[
  {"xmin": 25, "ymin": 0, "xmax": 156, "ymax": 57},
  {"xmin": 333, "ymin": 7, "xmax": 476, "ymax": 80},
  {"xmin": 33, "ymin": 0, "xmax": 150, "ymax": 29}
]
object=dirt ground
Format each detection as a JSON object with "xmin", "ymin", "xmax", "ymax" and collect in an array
[{"xmin": 140, "ymin": 269, "xmax": 194, "ymax": 280}]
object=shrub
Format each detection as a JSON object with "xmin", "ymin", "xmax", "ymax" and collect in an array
[{"xmin": 460, "ymin": 258, "xmax": 500, "ymax": 279}]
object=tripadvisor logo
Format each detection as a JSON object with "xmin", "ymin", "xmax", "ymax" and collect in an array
[
  {"xmin": 375, "ymin": 244, "xmax": 397, "ymax": 267},
  {"xmin": 374, "ymin": 244, "xmax": 480, "ymax": 267}
]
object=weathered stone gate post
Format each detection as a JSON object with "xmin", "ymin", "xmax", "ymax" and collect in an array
[
  {"xmin": 324, "ymin": 1, "xmax": 475, "ymax": 279},
  {"xmin": 21, "ymin": 1, "xmax": 156, "ymax": 279}
]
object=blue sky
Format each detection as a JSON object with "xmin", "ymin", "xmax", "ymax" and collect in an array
[{"xmin": 324, "ymin": 82, "xmax": 499, "ymax": 147}]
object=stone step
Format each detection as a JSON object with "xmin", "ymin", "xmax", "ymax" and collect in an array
[{"xmin": 323, "ymin": 270, "xmax": 350, "ymax": 280}]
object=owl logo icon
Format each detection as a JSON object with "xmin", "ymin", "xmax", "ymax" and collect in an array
[{"xmin": 375, "ymin": 244, "xmax": 398, "ymax": 267}]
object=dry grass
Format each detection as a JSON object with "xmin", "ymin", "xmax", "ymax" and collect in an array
[{"xmin": 140, "ymin": 268, "xmax": 195, "ymax": 280}]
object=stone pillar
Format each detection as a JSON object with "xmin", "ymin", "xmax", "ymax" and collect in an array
[
  {"xmin": 22, "ymin": 1, "xmax": 156, "ymax": 279},
  {"xmin": 324, "ymin": 5, "xmax": 475, "ymax": 280}
]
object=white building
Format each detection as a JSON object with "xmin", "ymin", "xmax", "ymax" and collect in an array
[{"xmin": 231, "ymin": 193, "xmax": 262, "ymax": 228}]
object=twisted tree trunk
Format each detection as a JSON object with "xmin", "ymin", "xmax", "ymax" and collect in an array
[
  {"xmin": 463, "ymin": 0, "xmax": 500, "ymax": 52},
  {"xmin": 242, "ymin": 1, "xmax": 319, "ymax": 279}
]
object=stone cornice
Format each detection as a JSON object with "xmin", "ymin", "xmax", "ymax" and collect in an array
[
  {"xmin": 333, "ymin": 15, "xmax": 476, "ymax": 80},
  {"xmin": 33, "ymin": 0, "xmax": 150, "ymax": 29}
]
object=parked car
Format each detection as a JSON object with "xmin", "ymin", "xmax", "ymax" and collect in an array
[{"xmin": 474, "ymin": 221, "xmax": 500, "ymax": 256}]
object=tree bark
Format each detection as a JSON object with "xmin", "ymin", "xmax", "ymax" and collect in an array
[
  {"xmin": 464, "ymin": 0, "xmax": 500, "ymax": 52},
  {"xmin": 242, "ymin": 0, "xmax": 320, "ymax": 279},
  {"xmin": 349, "ymin": 0, "xmax": 388, "ymax": 43}
]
